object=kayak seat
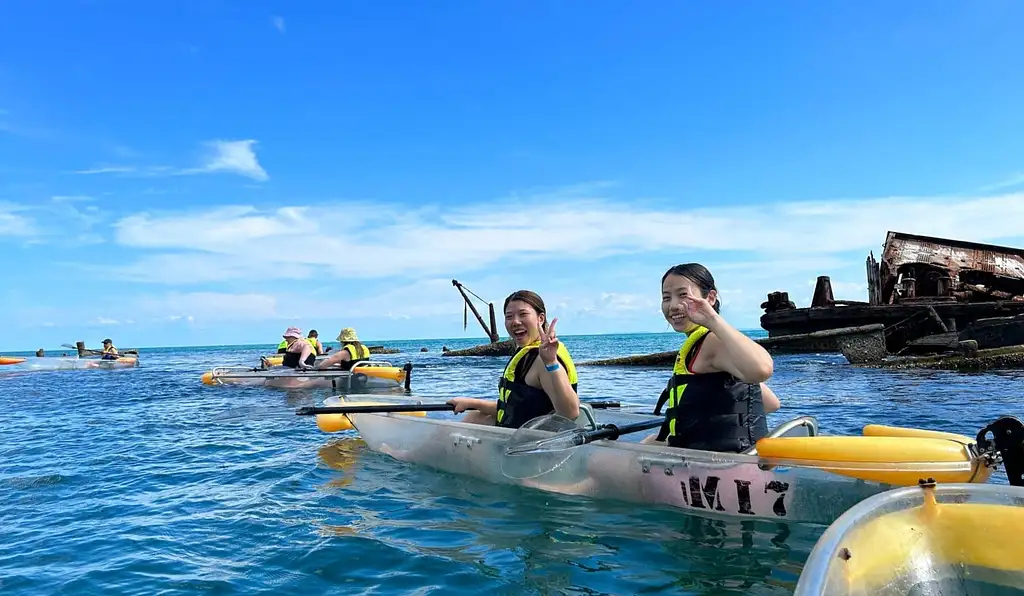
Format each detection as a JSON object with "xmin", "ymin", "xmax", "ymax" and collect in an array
[
  {"xmin": 742, "ymin": 415, "xmax": 819, "ymax": 456},
  {"xmin": 573, "ymin": 403, "xmax": 598, "ymax": 430}
]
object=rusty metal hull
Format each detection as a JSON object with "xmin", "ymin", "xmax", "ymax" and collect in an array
[{"xmin": 760, "ymin": 301, "xmax": 1024, "ymax": 338}]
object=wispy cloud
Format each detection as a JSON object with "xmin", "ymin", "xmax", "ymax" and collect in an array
[
  {"xmin": 0, "ymin": 203, "xmax": 39, "ymax": 237},
  {"xmin": 52, "ymin": 195, "xmax": 94, "ymax": 202},
  {"xmin": 0, "ymin": 197, "xmax": 107, "ymax": 245},
  {"xmin": 70, "ymin": 166, "xmax": 137, "ymax": 175},
  {"xmin": 100, "ymin": 187, "xmax": 1024, "ymax": 286},
  {"xmin": 68, "ymin": 139, "xmax": 269, "ymax": 181},
  {"xmin": 272, "ymin": 15, "xmax": 286, "ymax": 33},
  {"xmin": 179, "ymin": 140, "xmax": 269, "ymax": 181},
  {"xmin": 979, "ymin": 173, "xmax": 1024, "ymax": 192}
]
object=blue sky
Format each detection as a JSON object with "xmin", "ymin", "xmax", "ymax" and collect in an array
[{"xmin": 3, "ymin": 1, "xmax": 1024, "ymax": 351}]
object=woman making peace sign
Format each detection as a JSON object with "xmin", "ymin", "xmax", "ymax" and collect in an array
[
  {"xmin": 448, "ymin": 290, "xmax": 580, "ymax": 428},
  {"xmin": 646, "ymin": 263, "xmax": 780, "ymax": 452}
]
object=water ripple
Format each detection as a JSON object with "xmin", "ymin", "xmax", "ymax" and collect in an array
[{"xmin": 1, "ymin": 335, "xmax": 1021, "ymax": 594}]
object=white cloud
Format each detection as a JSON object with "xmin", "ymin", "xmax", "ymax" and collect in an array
[
  {"xmin": 68, "ymin": 139, "xmax": 269, "ymax": 181},
  {"xmin": 70, "ymin": 166, "xmax": 136, "ymax": 175},
  {"xmin": 101, "ymin": 188, "xmax": 1024, "ymax": 286},
  {"xmin": 52, "ymin": 195, "xmax": 94, "ymax": 202},
  {"xmin": 272, "ymin": 16, "xmax": 286, "ymax": 33},
  {"xmin": 93, "ymin": 317, "xmax": 120, "ymax": 325},
  {"xmin": 181, "ymin": 140, "xmax": 269, "ymax": 181},
  {"xmin": 0, "ymin": 204, "xmax": 38, "ymax": 237},
  {"xmin": 978, "ymin": 173, "xmax": 1024, "ymax": 192}
]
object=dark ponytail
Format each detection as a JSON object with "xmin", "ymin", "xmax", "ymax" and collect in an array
[{"xmin": 662, "ymin": 263, "xmax": 721, "ymax": 313}]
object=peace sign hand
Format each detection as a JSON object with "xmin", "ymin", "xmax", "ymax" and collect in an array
[
  {"xmin": 538, "ymin": 317, "xmax": 560, "ymax": 365},
  {"xmin": 681, "ymin": 294, "xmax": 720, "ymax": 328}
]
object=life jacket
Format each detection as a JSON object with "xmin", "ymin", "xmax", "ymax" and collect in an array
[
  {"xmin": 281, "ymin": 345, "xmax": 316, "ymax": 368},
  {"xmin": 101, "ymin": 345, "xmax": 118, "ymax": 360},
  {"xmin": 343, "ymin": 343, "xmax": 370, "ymax": 361},
  {"xmin": 495, "ymin": 341, "xmax": 578, "ymax": 429},
  {"xmin": 276, "ymin": 340, "xmax": 288, "ymax": 354},
  {"xmin": 331, "ymin": 343, "xmax": 370, "ymax": 371},
  {"xmin": 306, "ymin": 337, "xmax": 320, "ymax": 354},
  {"xmin": 653, "ymin": 326, "xmax": 767, "ymax": 453}
]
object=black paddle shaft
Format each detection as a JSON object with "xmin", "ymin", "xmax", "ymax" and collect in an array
[
  {"xmin": 584, "ymin": 418, "xmax": 664, "ymax": 443},
  {"xmin": 296, "ymin": 403, "xmax": 456, "ymax": 416}
]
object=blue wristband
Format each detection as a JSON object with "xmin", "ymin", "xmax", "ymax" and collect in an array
[{"xmin": 545, "ymin": 362, "xmax": 560, "ymax": 372}]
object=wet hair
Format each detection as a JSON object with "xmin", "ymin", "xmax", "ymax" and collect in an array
[
  {"xmin": 308, "ymin": 330, "xmax": 318, "ymax": 338},
  {"xmin": 504, "ymin": 290, "xmax": 548, "ymax": 330},
  {"xmin": 662, "ymin": 263, "xmax": 721, "ymax": 313}
]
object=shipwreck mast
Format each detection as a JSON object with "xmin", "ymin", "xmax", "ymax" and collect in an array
[{"xmin": 452, "ymin": 279, "xmax": 500, "ymax": 343}]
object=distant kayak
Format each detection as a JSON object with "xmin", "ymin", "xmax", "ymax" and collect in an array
[
  {"xmin": 794, "ymin": 481, "xmax": 1024, "ymax": 595},
  {"xmin": 201, "ymin": 360, "xmax": 412, "ymax": 392},
  {"xmin": 21, "ymin": 356, "xmax": 139, "ymax": 371}
]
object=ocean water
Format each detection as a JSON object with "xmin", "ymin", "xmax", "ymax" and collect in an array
[{"xmin": 1, "ymin": 332, "xmax": 1022, "ymax": 595}]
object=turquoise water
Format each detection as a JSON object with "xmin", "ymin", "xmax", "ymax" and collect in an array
[{"xmin": 2, "ymin": 332, "xmax": 1021, "ymax": 595}]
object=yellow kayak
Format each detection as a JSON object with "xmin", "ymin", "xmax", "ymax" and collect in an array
[{"xmin": 794, "ymin": 481, "xmax": 1024, "ymax": 595}]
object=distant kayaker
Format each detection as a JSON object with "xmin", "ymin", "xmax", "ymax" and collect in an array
[
  {"xmin": 315, "ymin": 327, "xmax": 370, "ymax": 371},
  {"xmin": 644, "ymin": 263, "xmax": 780, "ymax": 452},
  {"xmin": 280, "ymin": 326, "xmax": 316, "ymax": 369},
  {"xmin": 101, "ymin": 339, "xmax": 119, "ymax": 360},
  {"xmin": 447, "ymin": 290, "xmax": 580, "ymax": 427},
  {"xmin": 35, "ymin": 349, "xmax": 44, "ymax": 357},
  {"xmin": 306, "ymin": 330, "xmax": 327, "ymax": 355}
]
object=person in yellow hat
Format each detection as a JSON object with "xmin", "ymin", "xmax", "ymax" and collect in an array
[{"xmin": 315, "ymin": 327, "xmax": 371, "ymax": 371}]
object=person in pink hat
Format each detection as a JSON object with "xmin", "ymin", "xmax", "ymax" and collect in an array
[{"xmin": 280, "ymin": 326, "xmax": 315, "ymax": 369}]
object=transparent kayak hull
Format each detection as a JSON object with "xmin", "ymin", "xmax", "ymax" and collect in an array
[
  {"xmin": 794, "ymin": 482, "xmax": 1024, "ymax": 595},
  {"xmin": 20, "ymin": 356, "xmax": 139, "ymax": 370},
  {"xmin": 334, "ymin": 396, "xmax": 1002, "ymax": 525},
  {"xmin": 201, "ymin": 361, "xmax": 410, "ymax": 392}
]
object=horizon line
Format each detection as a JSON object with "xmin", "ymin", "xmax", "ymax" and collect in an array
[{"xmin": 0, "ymin": 328, "xmax": 767, "ymax": 354}]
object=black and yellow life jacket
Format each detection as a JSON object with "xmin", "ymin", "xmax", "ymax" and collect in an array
[
  {"xmin": 281, "ymin": 345, "xmax": 316, "ymax": 368},
  {"xmin": 344, "ymin": 343, "xmax": 370, "ymax": 361},
  {"xmin": 495, "ymin": 341, "xmax": 578, "ymax": 429},
  {"xmin": 654, "ymin": 326, "xmax": 767, "ymax": 453},
  {"xmin": 276, "ymin": 339, "xmax": 288, "ymax": 354}
]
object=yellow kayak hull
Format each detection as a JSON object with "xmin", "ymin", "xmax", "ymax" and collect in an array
[
  {"xmin": 754, "ymin": 424, "xmax": 991, "ymax": 486},
  {"xmin": 794, "ymin": 482, "xmax": 1024, "ymax": 595}
]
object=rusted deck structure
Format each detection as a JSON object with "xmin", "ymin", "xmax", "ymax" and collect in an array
[{"xmin": 759, "ymin": 231, "xmax": 1024, "ymax": 365}]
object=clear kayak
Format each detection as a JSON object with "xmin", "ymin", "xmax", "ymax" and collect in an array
[
  {"xmin": 325, "ymin": 395, "xmax": 1023, "ymax": 525},
  {"xmin": 201, "ymin": 361, "xmax": 412, "ymax": 392},
  {"xmin": 260, "ymin": 354, "xmax": 331, "ymax": 367},
  {"xmin": 794, "ymin": 482, "xmax": 1024, "ymax": 595},
  {"xmin": 19, "ymin": 356, "xmax": 139, "ymax": 370}
]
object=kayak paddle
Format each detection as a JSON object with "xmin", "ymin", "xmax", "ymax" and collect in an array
[{"xmin": 504, "ymin": 417, "xmax": 664, "ymax": 456}]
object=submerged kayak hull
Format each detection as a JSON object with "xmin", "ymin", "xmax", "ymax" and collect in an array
[
  {"xmin": 260, "ymin": 354, "xmax": 331, "ymax": 367},
  {"xmin": 334, "ymin": 397, "xmax": 1000, "ymax": 525},
  {"xmin": 201, "ymin": 361, "xmax": 411, "ymax": 392},
  {"xmin": 794, "ymin": 482, "xmax": 1024, "ymax": 595},
  {"xmin": 21, "ymin": 356, "xmax": 139, "ymax": 370}
]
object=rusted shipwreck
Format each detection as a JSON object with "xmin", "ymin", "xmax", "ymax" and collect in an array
[
  {"xmin": 759, "ymin": 231, "xmax": 1024, "ymax": 367},
  {"xmin": 582, "ymin": 231, "xmax": 1024, "ymax": 370}
]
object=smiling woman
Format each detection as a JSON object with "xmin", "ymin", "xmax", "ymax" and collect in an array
[
  {"xmin": 447, "ymin": 289, "xmax": 580, "ymax": 427},
  {"xmin": 644, "ymin": 262, "xmax": 781, "ymax": 453}
]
